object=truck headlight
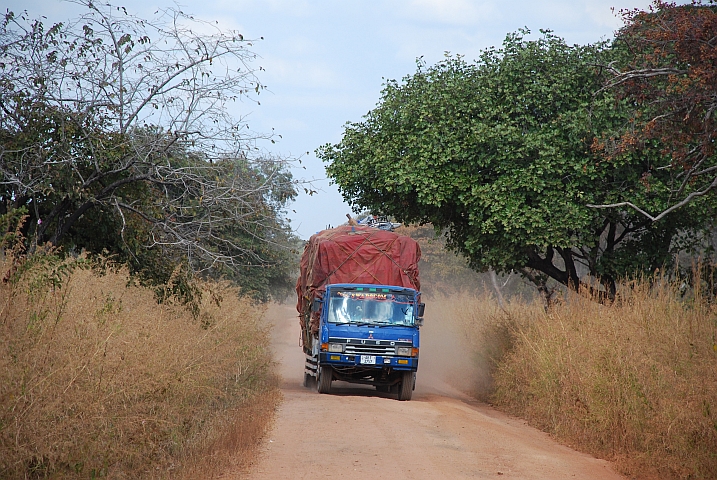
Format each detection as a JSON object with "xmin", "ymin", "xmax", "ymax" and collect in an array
[
  {"xmin": 396, "ymin": 346, "xmax": 412, "ymax": 356},
  {"xmin": 328, "ymin": 343, "xmax": 344, "ymax": 353}
]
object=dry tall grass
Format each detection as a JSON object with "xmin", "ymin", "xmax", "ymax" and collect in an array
[
  {"xmin": 481, "ymin": 278, "xmax": 717, "ymax": 479},
  {"xmin": 0, "ymin": 253, "xmax": 280, "ymax": 479}
]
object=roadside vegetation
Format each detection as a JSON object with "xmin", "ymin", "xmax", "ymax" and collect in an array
[
  {"xmin": 1, "ymin": 4, "xmax": 295, "ymax": 475},
  {"xmin": 403, "ymin": 221, "xmax": 717, "ymax": 479},
  {"xmin": 321, "ymin": 1, "xmax": 717, "ymax": 303},
  {"xmin": 326, "ymin": 4, "xmax": 717, "ymax": 476},
  {"xmin": 0, "ymin": 247, "xmax": 280, "ymax": 479},
  {"xmin": 0, "ymin": 1, "xmax": 301, "ymax": 303},
  {"xmin": 432, "ymin": 272, "xmax": 717, "ymax": 479}
]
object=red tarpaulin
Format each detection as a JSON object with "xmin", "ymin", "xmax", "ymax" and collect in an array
[{"xmin": 296, "ymin": 225, "xmax": 421, "ymax": 334}]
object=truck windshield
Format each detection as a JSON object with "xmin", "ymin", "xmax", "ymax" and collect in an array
[{"xmin": 327, "ymin": 290, "xmax": 415, "ymax": 326}]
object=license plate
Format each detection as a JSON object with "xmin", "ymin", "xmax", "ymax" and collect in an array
[{"xmin": 360, "ymin": 355, "xmax": 376, "ymax": 365}]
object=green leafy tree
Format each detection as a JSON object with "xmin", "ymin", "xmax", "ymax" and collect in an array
[
  {"xmin": 0, "ymin": 2, "xmax": 299, "ymax": 300},
  {"xmin": 319, "ymin": 30, "xmax": 714, "ymax": 300}
]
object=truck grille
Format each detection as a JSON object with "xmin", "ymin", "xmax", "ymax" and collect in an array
[
  {"xmin": 345, "ymin": 344, "xmax": 395, "ymax": 356},
  {"xmin": 329, "ymin": 337, "xmax": 412, "ymax": 356}
]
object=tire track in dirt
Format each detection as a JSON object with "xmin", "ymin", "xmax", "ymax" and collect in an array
[{"xmin": 233, "ymin": 304, "xmax": 623, "ymax": 480}]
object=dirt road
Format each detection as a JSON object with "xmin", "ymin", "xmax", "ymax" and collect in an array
[{"xmin": 238, "ymin": 304, "xmax": 623, "ymax": 480}]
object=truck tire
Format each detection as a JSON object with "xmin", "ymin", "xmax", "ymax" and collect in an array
[
  {"xmin": 398, "ymin": 371, "xmax": 413, "ymax": 401},
  {"xmin": 317, "ymin": 365, "xmax": 332, "ymax": 394}
]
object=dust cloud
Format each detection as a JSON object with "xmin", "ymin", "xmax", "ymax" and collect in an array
[
  {"xmin": 261, "ymin": 294, "xmax": 505, "ymax": 402},
  {"xmin": 415, "ymin": 294, "xmax": 496, "ymax": 400},
  {"xmin": 261, "ymin": 302, "xmax": 306, "ymax": 389}
]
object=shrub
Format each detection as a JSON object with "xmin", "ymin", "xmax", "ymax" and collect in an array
[
  {"xmin": 0, "ymin": 251, "xmax": 279, "ymax": 478},
  {"xmin": 492, "ymin": 277, "xmax": 717, "ymax": 479}
]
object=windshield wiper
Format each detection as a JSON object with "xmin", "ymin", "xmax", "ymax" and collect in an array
[
  {"xmin": 362, "ymin": 321, "xmax": 405, "ymax": 328},
  {"xmin": 338, "ymin": 321, "xmax": 410, "ymax": 327}
]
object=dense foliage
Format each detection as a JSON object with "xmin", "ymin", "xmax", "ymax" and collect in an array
[
  {"xmin": 592, "ymin": 1, "xmax": 717, "ymax": 221},
  {"xmin": 0, "ymin": 2, "xmax": 299, "ymax": 300},
  {"xmin": 319, "ymin": 30, "xmax": 714, "ymax": 299}
]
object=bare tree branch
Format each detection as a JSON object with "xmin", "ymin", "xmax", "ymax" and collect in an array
[
  {"xmin": 587, "ymin": 175, "xmax": 717, "ymax": 221},
  {"xmin": 0, "ymin": 1, "xmax": 304, "ymax": 292}
]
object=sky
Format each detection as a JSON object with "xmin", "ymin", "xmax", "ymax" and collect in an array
[{"xmin": 9, "ymin": 0, "xmax": 656, "ymax": 238}]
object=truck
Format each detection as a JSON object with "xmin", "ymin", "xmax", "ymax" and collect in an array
[{"xmin": 295, "ymin": 224, "xmax": 424, "ymax": 401}]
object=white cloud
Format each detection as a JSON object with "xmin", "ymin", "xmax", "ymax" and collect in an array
[
  {"xmin": 262, "ymin": 57, "xmax": 341, "ymax": 90},
  {"xmin": 580, "ymin": 0, "xmax": 661, "ymax": 32},
  {"xmin": 405, "ymin": 0, "xmax": 499, "ymax": 25},
  {"xmin": 215, "ymin": 0, "xmax": 313, "ymax": 17},
  {"xmin": 382, "ymin": 22, "xmax": 490, "ymax": 64},
  {"xmin": 584, "ymin": 3, "xmax": 625, "ymax": 30},
  {"xmin": 269, "ymin": 117, "xmax": 309, "ymax": 133}
]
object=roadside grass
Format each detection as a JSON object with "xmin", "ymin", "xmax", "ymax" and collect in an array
[
  {"xmin": 438, "ymin": 278, "xmax": 717, "ymax": 479},
  {"xmin": 0, "ymin": 252, "xmax": 280, "ymax": 479}
]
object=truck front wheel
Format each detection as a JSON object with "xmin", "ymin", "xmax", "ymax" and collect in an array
[
  {"xmin": 397, "ymin": 371, "xmax": 413, "ymax": 401},
  {"xmin": 317, "ymin": 365, "xmax": 332, "ymax": 394}
]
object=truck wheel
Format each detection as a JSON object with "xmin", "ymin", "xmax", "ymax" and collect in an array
[
  {"xmin": 317, "ymin": 365, "xmax": 332, "ymax": 394},
  {"xmin": 398, "ymin": 371, "xmax": 413, "ymax": 401}
]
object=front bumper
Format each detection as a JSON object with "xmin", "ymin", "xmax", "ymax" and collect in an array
[{"xmin": 319, "ymin": 352, "xmax": 418, "ymax": 369}]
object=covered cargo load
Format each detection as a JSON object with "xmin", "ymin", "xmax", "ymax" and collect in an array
[{"xmin": 296, "ymin": 225, "xmax": 421, "ymax": 337}]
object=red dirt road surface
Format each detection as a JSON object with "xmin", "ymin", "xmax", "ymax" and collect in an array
[{"xmin": 237, "ymin": 304, "xmax": 623, "ymax": 480}]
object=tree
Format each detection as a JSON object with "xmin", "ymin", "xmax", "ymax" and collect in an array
[
  {"xmin": 590, "ymin": 1, "xmax": 717, "ymax": 221},
  {"xmin": 0, "ymin": 2, "xmax": 299, "ymax": 299},
  {"xmin": 318, "ymin": 30, "xmax": 714, "ymax": 300}
]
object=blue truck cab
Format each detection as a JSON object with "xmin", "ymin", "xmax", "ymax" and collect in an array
[{"xmin": 305, "ymin": 283, "xmax": 425, "ymax": 401}]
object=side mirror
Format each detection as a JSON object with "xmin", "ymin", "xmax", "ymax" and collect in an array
[
  {"xmin": 311, "ymin": 297, "xmax": 322, "ymax": 313},
  {"xmin": 417, "ymin": 303, "xmax": 425, "ymax": 318},
  {"xmin": 415, "ymin": 317, "xmax": 424, "ymax": 327}
]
